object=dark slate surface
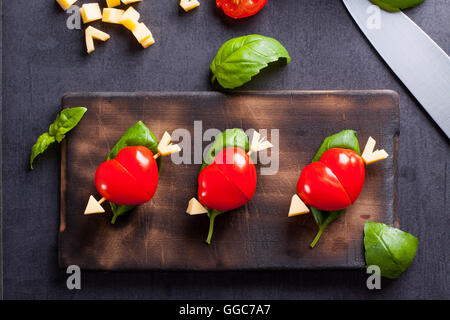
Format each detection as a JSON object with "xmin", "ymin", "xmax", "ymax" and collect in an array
[{"xmin": 2, "ymin": 0, "xmax": 449, "ymax": 299}]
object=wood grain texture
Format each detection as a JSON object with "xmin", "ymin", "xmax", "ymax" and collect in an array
[{"xmin": 59, "ymin": 91, "xmax": 399, "ymax": 271}]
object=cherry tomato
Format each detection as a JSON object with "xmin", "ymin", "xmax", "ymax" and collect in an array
[
  {"xmin": 297, "ymin": 148, "xmax": 365, "ymax": 211},
  {"xmin": 95, "ymin": 146, "xmax": 159, "ymax": 205},
  {"xmin": 198, "ymin": 147, "xmax": 256, "ymax": 211},
  {"xmin": 217, "ymin": 0, "xmax": 268, "ymax": 19}
]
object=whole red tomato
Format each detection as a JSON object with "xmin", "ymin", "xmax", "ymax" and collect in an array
[
  {"xmin": 217, "ymin": 0, "xmax": 268, "ymax": 19},
  {"xmin": 198, "ymin": 147, "xmax": 257, "ymax": 211},
  {"xmin": 95, "ymin": 146, "xmax": 159, "ymax": 205},
  {"xmin": 297, "ymin": 148, "xmax": 365, "ymax": 211}
]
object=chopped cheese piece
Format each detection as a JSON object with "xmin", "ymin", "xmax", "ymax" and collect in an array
[
  {"xmin": 158, "ymin": 132, "xmax": 181, "ymax": 156},
  {"xmin": 122, "ymin": 0, "xmax": 142, "ymax": 4},
  {"xmin": 250, "ymin": 131, "xmax": 273, "ymax": 154},
  {"xmin": 102, "ymin": 8, "xmax": 125, "ymax": 24},
  {"xmin": 106, "ymin": 0, "xmax": 121, "ymax": 8},
  {"xmin": 180, "ymin": 0, "xmax": 200, "ymax": 12},
  {"xmin": 361, "ymin": 136, "xmax": 389, "ymax": 165},
  {"xmin": 119, "ymin": 6, "xmax": 141, "ymax": 31},
  {"xmin": 141, "ymin": 35, "xmax": 155, "ymax": 48},
  {"xmin": 56, "ymin": 0, "xmax": 78, "ymax": 11},
  {"xmin": 84, "ymin": 195, "xmax": 106, "ymax": 215},
  {"xmin": 186, "ymin": 198, "xmax": 208, "ymax": 215},
  {"xmin": 288, "ymin": 194, "xmax": 310, "ymax": 217},
  {"xmin": 80, "ymin": 3, "xmax": 102, "ymax": 24},
  {"xmin": 85, "ymin": 26, "xmax": 110, "ymax": 54},
  {"xmin": 132, "ymin": 23, "xmax": 152, "ymax": 43}
]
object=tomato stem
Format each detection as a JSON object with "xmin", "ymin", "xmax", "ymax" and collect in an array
[
  {"xmin": 111, "ymin": 213, "xmax": 118, "ymax": 224},
  {"xmin": 310, "ymin": 226, "xmax": 325, "ymax": 248},
  {"xmin": 205, "ymin": 210, "xmax": 221, "ymax": 245}
]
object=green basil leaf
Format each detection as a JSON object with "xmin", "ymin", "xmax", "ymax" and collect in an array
[
  {"xmin": 49, "ymin": 107, "xmax": 87, "ymax": 143},
  {"xmin": 30, "ymin": 107, "xmax": 87, "ymax": 169},
  {"xmin": 210, "ymin": 34, "xmax": 291, "ymax": 89},
  {"xmin": 107, "ymin": 121, "xmax": 161, "ymax": 224},
  {"xmin": 364, "ymin": 222, "xmax": 419, "ymax": 279},
  {"xmin": 309, "ymin": 129, "xmax": 360, "ymax": 247},
  {"xmin": 312, "ymin": 129, "xmax": 360, "ymax": 162},
  {"xmin": 370, "ymin": 0, "xmax": 424, "ymax": 11},
  {"xmin": 201, "ymin": 128, "xmax": 249, "ymax": 171},
  {"xmin": 30, "ymin": 133, "xmax": 57, "ymax": 170}
]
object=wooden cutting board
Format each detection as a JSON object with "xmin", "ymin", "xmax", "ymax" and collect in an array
[{"xmin": 59, "ymin": 91, "xmax": 399, "ymax": 271}]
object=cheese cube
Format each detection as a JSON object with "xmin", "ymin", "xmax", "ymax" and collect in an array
[
  {"xmin": 180, "ymin": 0, "xmax": 200, "ymax": 12},
  {"xmin": 85, "ymin": 26, "xmax": 110, "ymax": 54},
  {"xmin": 102, "ymin": 8, "xmax": 125, "ymax": 24},
  {"xmin": 56, "ymin": 0, "xmax": 78, "ymax": 11},
  {"xmin": 122, "ymin": 0, "xmax": 142, "ymax": 4},
  {"xmin": 119, "ymin": 6, "xmax": 141, "ymax": 31},
  {"xmin": 141, "ymin": 35, "xmax": 155, "ymax": 48},
  {"xmin": 80, "ymin": 3, "xmax": 102, "ymax": 24},
  {"xmin": 106, "ymin": 0, "xmax": 121, "ymax": 7},
  {"xmin": 132, "ymin": 23, "xmax": 152, "ymax": 43}
]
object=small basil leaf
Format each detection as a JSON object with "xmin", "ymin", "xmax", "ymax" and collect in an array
[
  {"xmin": 107, "ymin": 121, "xmax": 161, "ymax": 224},
  {"xmin": 30, "ymin": 107, "xmax": 87, "ymax": 169},
  {"xmin": 201, "ymin": 128, "xmax": 249, "ymax": 171},
  {"xmin": 210, "ymin": 34, "xmax": 291, "ymax": 89},
  {"xmin": 30, "ymin": 133, "xmax": 57, "ymax": 170},
  {"xmin": 364, "ymin": 222, "xmax": 419, "ymax": 279},
  {"xmin": 312, "ymin": 129, "xmax": 360, "ymax": 162},
  {"xmin": 49, "ymin": 107, "xmax": 87, "ymax": 143},
  {"xmin": 370, "ymin": 0, "xmax": 424, "ymax": 11}
]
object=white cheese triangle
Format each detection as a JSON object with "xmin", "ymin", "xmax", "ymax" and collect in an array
[
  {"xmin": 186, "ymin": 198, "xmax": 208, "ymax": 215},
  {"xmin": 361, "ymin": 136, "xmax": 389, "ymax": 164},
  {"xmin": 158, "ymin": 132, "xmax": 181, "ymax": 156},
  {"xmin": 84, "ymin": 195, "xmax": 106, "ymax": 215},
  {"xmin": 288, "ymin": 194, "xmax": 310, "ymax": 217}
]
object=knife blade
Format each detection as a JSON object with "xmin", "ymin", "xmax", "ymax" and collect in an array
[{"xmin": 343, "ymin": 0, "xmax": 450, "ymax": 139}]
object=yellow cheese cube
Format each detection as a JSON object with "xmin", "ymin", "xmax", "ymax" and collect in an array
[
  {"xmin": 80, "ymin": 3, "xmax": 102, "ymax": 24},
  {"xmin": 132, "ymin": 23, "xmax": 152, "ymax": 43},
  {"xmin": 102, "ymin": 8, "xmax": 125, "ymax": 24},
  {"xmin": 56, "ymin": 0, "xmax": 78, "ymax": 11},
  {"xmin": 106, "ymin": 0, "xmax": 121, "ymax": 7},
  {"xmin": 85, "ymin": 26, "xmax": 110, "ymax": 54},
  {"xmin": 122, "ymin": 0, "xmax": 142, "ymax": 4},
  {"xmin": 119, "ymin": 6, "xmax": 141, "ymax": 30},
  {"xmin": 141, "ymin": 36, "xmax": 155, "ymax": 48},
  {"xmin": 180, "ymin": 0, "xmax": 200, "ymax": 12}
]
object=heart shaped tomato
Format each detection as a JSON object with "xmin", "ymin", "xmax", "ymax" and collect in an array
[
  {"xmin": 198, "ymin": 147, "xmax": 256, "ymax": 211},
  {"xmin": 297, "ymin": 148, "xmax": 365, "ymax": 211},
  {"xmin": 95, "ymin": 146, "xmax": 159, "ymax": 205}
]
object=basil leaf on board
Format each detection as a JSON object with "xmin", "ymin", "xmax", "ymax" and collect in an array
[
  {"xmin": 200, "ymin": 128, "xmax": 249, "ymax": 244},
  {"xmin": 364, "ymin": 222, "xmax": 419, "ymax": 279},
  {"xmin": 309, "ymin": 129, "xmax": 360, "ymax": 248},
  {"xmin": 370, "ymin": 0, "xmax": 424, "ymax": 12},
  {"xmin": 210, "ymin": 34, "xmax": 291, "ymax": 89},
  {"xmin": 30, "ymin": 107, "xmax": 87, "ymax": 169},
  {"xmin": 107, "ymin": 121, "xmax": 161, "ymax": 224},
  {"xmin": 201, "ymin": 128, "xmax": 249, "ymax": 171}
]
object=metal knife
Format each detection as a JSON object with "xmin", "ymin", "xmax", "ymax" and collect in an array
[{"xmin": 343, "ymin": 0, "xmax": 450, "ymax": 139}]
